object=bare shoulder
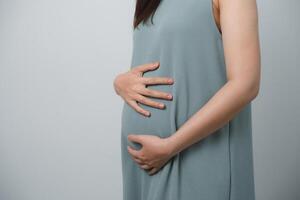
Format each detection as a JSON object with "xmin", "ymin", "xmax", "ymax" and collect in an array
[{"xmin": 218, "ymin": 0, "xmax": 259, "ymax": 28}]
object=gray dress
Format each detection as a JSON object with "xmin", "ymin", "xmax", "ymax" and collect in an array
[{"xmin": 120, "ymin": 0, "xmax": 255, "ymax": 199}]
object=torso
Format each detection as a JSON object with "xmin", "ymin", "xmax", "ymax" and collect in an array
[{"xmin": 121, "ymin": 1, "xmax": 255, "ymax": 199}]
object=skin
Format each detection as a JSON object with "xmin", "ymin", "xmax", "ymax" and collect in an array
[
  {"xmin": 114, "ymin": 62, "xmax": 174, "ymax": 117},
  {"xmin": 114, "ymin": 0, "xmax": 261, "ymax": 175}
]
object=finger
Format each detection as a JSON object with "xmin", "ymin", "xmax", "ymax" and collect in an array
[
  {"xmin": 140, "ymin": 88, "xmax": 173, "ymax": 100},
  {"xmin": 132, "ymin": 62, "xmax": 160, "ymax": 74},
  {"xmin": 135, "ymin": 94, "xmax": 165, "ymax": 109},
  {"xmin": 127, "ymin": 134, "xmax": 144, "ymax": 144},
  {"xmin": 129, "ymin": 152, "xmax": 143, "ymax": 161},
  {"xmin": 127, "ymin": 145, "xmax": 141, "ymax": 158},
  {"xmin": 140, "ymin": 164, "xmax": 152, "ymax": 170},
  {"xmin": 129, "ymin": 154, "xmax": 144, "ymax": 164},
  {"xmin": 148, "ymin": 167, "xmax": 158, "ymax": 176},
  {"xmin": 141, "ymin": 77, "xmax": 174, "ymax": 85},
  {"xmin": 133, "ymin": 157, "xmax": 144, "ymax": 165},
  {"xmin": 127, "ymin": 100, "xmax": 150, "ymax": 117},
  {"xmin": 128, "ymin": 148, "xmax": 147, "ymax": 163}
]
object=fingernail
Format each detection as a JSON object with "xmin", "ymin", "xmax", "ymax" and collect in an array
[
  {"xmin": 169, "ymin": 79, "xmax": 174, "ymax": 83},
  {"xmin": 168, "ymin": 94, "xmax": 173, "ymax": 99},
  {"xmin": 160, "ymin": 104, "xmax": 165, "ymax": 108}
]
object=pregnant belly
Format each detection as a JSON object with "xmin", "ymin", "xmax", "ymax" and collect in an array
[
  {"xmin": 121, "ymin": 84, "xmax": 177, "ymax": 148},
  {"xmin": 120, "ymin": 64, "xmax": 222, "ymax": 150}
]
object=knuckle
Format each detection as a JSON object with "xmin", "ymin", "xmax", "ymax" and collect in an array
[
  {"xmin": 145, "ymin": 89, "xmax": 152, "ymax": 96},
  {"xmin": 143, "ymin": 78, "xmax": 150, "ymax": 84},
  {"xmin": 131, "ymin": 68, "xmax": 139, "ymax": 74},
  {"xmin": 134, "ymin": 70, "xmax": 143, "ymax": 77},
  {"xmin": 133, "ymin": 94, "xmax": 142, "ymax": 101},
  {"xmin": 143, "ymin": 98, "xmax": 150, "ymax": 105},
  {"xmin": 137, "ymin": 96, "xmax": 145, "ymax": 103},
  {"xmin": 140, "ymin": 155, "xmax": 147, "ymax": 161}
]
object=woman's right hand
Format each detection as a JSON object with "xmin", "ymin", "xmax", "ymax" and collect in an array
[{"xmin": 113, "ymin": 62, "xmax": 174, "ymax": 117}]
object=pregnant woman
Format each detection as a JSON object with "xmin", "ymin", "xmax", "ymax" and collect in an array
[{"xmin": 114, "ymin": 0, "xmax": 261, "ymax": 199}]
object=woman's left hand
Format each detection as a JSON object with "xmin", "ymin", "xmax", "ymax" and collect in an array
[{"xmin": 127, "ymin": 134, "xmax": 175, "ymax": 175}]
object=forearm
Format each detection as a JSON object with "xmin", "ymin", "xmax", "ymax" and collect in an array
[{"xmin": 167, "ymin": 79, "xmax": 259, "ymax": 156}]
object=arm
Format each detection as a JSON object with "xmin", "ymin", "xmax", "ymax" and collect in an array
[
  {"xmin": 127, "ymin": 0, "xmax": 261, "ymax": 175},
  {"xmin": 167, "ymin": 0, "xmax": 261, "ymax": 155}
]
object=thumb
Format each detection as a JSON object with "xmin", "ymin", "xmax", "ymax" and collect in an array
[{"xmin": 127, "ymin": 134, "xmax": 143, "ymax": 144}]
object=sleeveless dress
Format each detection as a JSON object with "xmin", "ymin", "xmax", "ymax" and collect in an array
[{"xmin": 120, "ymin": 0, "xmax": 255, "ymax": 199}]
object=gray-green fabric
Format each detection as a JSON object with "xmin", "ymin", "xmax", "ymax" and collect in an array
[{"xmin": 121, "ymin": 0, "xmax": 255, "ymax": 199}]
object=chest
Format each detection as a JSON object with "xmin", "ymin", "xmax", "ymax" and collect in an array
[{"xmin": 134, "ymin": 0, "xmax": 216, "ymax": 40}]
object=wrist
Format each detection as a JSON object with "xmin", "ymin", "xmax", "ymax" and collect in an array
[{"xmin": 165, "ymin": 134, "xmax": 182, "ymax": 157}]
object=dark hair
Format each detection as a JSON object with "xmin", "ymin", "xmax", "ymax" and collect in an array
[{"xmin": 134, "ymin": 0, "xmax": 162, "ymax": 28}]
